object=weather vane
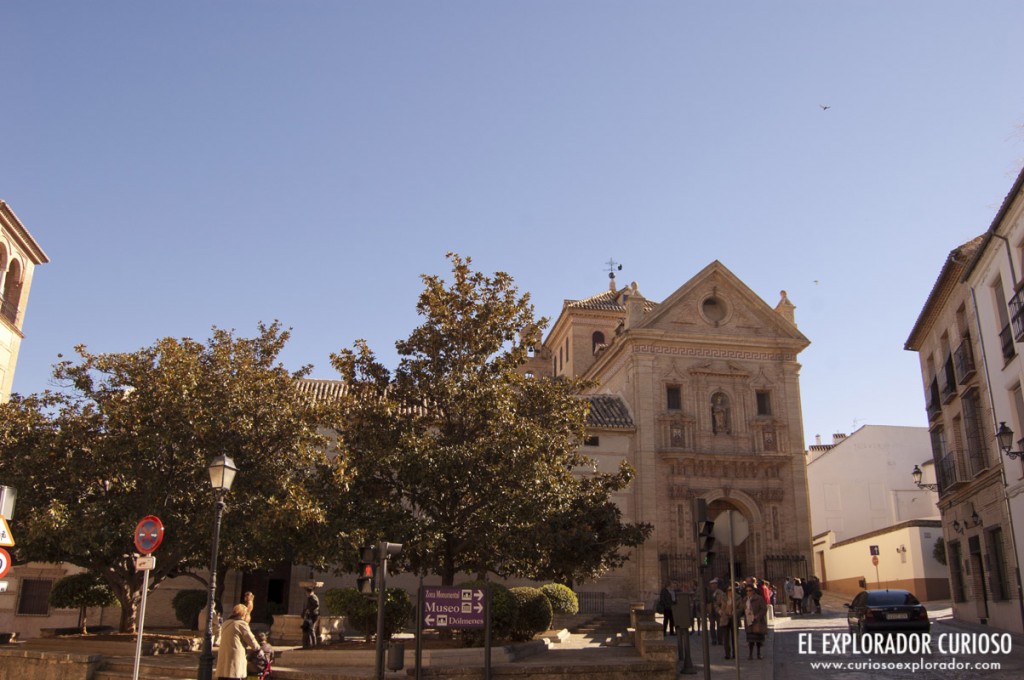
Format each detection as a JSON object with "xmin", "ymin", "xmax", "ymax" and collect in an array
[{"xmin": 605, "ymin": 258, "xmax": 623, "ymax": 278}]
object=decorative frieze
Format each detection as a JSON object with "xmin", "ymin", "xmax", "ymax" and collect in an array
[{"xmin": 634, "ymin": 344, "xmax": 796, "ymax": 362}]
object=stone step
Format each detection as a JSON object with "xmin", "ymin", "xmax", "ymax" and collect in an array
[{"xmin": 96, "ymin": 657, "xmax": 199, "ymax": 680}]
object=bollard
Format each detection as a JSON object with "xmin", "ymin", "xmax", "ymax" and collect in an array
[{"xmin": 387, "ymin": 641, "xmax": 406, "ymax": 671}]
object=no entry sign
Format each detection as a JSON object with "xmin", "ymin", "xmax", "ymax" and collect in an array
[
  {"xmin": 0, "ymin": 548, "xmax": 11, "ymax": 578},
  {"xmin": 134, "ymin": 516, "xmax": 165, "ymax": 554}
]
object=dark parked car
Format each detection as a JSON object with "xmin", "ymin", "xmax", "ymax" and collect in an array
[{"xmin": 845, "ymin": 589, "xmax": 930, "ymax": 634}]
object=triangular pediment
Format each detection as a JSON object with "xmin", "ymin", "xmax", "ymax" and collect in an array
[{"xmin": 636, "ymin": 261, "xmax": 809, "ymax": 346}]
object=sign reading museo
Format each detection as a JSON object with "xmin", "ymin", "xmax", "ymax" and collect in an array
[{"xmin": 422, "ymin": 586, "xmax": 487, "ymax": 629}]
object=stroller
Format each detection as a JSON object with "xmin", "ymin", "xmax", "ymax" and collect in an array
[{"xmin": 247, "ymin": 645, "xmax": 273, "ymax": 679}]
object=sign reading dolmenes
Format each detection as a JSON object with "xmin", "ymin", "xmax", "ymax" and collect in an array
[{"xmin": 422, "ymin": 586, "xmax": 487, "ymax": 629}]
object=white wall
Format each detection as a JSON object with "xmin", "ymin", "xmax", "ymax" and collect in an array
[{"xmin": 806, "ymin": 425, "xmax": 938, "ymax": 543}]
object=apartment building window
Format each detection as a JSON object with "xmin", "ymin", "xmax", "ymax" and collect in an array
[
  {"xmin": 962, "ymin": 389, "xmax": 988, "ymax": 476},
  {"xmin": 666, "ymin": 386, "xmax": 681, "ymax": 411},
  {"xmin": 993, "ymin": 275, "xmax": 1016, "ymax": 361},
  {"xmin": 756, "ymin": 390, "xmax": 772, "ymax": 416},
  {"xmin": 17, "ymin": 579, "xmax": 52, "ymax": 616},
  {"xmin": 947, "ymin": 540, "xmax": 966, "ymax": 602},
  {"xmin": 584, "ymin": 435, "xmax": 599, "ymax": 447},
  {"xmin": 987, "ymin": 527, "xmax": 1010, "ymax": 601}
]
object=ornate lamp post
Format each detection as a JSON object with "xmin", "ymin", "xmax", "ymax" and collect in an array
[
  {"xmin": 197, "ymin": 455, "xmax": 239, "ymax": 680},
  {"xmin": 996, "ymin": 422, "xmax": 1024, "ymax": 460},
  {"xmin": 911, "ymin": 464, "xmax": 938, "ymax": 492}
]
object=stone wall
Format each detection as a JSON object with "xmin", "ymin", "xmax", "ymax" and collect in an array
[{"xmin": 0, "ymin": 648, "xmax": 101, "ymax": 680}]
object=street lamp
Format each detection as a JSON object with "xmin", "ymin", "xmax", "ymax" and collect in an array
[
  {"xmin": 911, "ymin": 464, "xmax": 938, "ymax": 492},
  {"xmin": 197, "ymin": 454, "xmax": 239, "ymax": 680},
  {"xmin": 995, "ymin": 422, "xmax": 1024, "ymax": 460}
]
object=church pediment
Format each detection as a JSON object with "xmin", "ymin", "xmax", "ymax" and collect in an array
[{"xmin": 634, "ymin": 261, "xmax": 809, "ymax": 346}]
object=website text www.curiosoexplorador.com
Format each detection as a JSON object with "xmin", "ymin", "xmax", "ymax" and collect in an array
[{"xmin": 799, "ymin": 632, "xmax": 1011, "ymax": 673}]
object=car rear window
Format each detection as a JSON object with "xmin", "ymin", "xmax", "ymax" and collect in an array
[{"xmin": 866, "ymin": 591, "xmax": 919, "ymax": 606}]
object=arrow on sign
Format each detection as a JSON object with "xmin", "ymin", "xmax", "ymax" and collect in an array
[
  {"xmin": 425, "ymin": 614, "xmax": 435, "ymax": 626},
  {"xmin": 474, "ymin": 603, "xmax": 483, "ymax": 613}
]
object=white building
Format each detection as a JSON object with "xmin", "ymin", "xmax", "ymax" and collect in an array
[
  {"xmin": 955, "ymin": 165, "xmax": 1024, "ymax": 632},
  {"xmin": 805, "ymin": 426, "xmax": 949, "ymax": 599}
]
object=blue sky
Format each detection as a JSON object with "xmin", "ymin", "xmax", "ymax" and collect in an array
[{"xmin": 3, "ymin": 1, "xmax": 1023, "ymax": 443}]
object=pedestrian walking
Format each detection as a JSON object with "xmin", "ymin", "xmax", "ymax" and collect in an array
[
  {"xmin": 743, "ymin": 584, "xmax": 768, "ymax": 660},
  {"xmin": 658, "ymin": 581, "xmax": 677, "ymax": 635},
  {"xmin": 215, "ymin": 604, "xmax": 260, "ymax": 680},
  {"xmin": 301, "ymin": 586, "xmax": 320, "ymax": 649}
]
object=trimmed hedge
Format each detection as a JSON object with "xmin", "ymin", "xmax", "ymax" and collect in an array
[
  {"xmin": 508, "ymin": 586, "xmax": 552, "ymax": 642},
  {"xmin": 172, "ymin": 590, "xmax": 210, "ymax": 630},
  {"xmin": 540, "ymin": 583, "xmax": 578, "ymax": 616},
  {"xmin": 323, "ymin": 587, "xmax": 412, "ymax": 641}
]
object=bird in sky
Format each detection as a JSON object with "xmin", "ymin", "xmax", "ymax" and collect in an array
[{"xmin": 819, "ymin": 104, "xmax": 831, "ymax": 111}]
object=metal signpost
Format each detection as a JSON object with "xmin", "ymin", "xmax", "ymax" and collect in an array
[{"xmin": 132, "ymin": 516, "xmax": 164, "ymax": 680}]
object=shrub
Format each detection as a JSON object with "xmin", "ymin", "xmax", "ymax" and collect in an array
[
  {"xmin": 323, "ymin": 588, "xmax": 412, "ymax": 641},
  {"xmin": 172, "ymin": 590, "xmax": 210, "ymax": 630},
  {"xmin": 508, "ymin": 586, "xmax": 553, "ymax": 642},
  {"xmin": 49, "ymin": 572, "xmax": 118, "ymax": 634},
  {"xmin": 456, "ymin": 581, "xmax": 517, "ymax": 646},
  {"xmin": 540, "ymin": 583, "xmax": 578, "ymax": 616}
]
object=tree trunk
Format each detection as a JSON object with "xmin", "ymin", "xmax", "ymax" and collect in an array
[{"xmin": 78, "ymin": 606, "xmax": 87, "ymax": 634}]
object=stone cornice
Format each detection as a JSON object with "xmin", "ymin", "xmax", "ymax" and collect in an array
[{"xmin": 0, "ymin": 201, "xmax": 49, "ymax": 265}]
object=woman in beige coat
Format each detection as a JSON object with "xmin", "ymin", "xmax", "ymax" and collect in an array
[{"xmin": 216, "ymin": 604, "xmax": 260, "ymax": 680}]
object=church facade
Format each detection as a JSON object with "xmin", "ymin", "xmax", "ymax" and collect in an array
[{"xmin": 526, "ymin": 261, "xmax": 813, "ymax": 608}]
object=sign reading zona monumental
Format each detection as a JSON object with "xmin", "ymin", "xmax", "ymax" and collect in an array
[{"xmin": 422, "ymin": 586, "xmax": 487, "ymax": 629}]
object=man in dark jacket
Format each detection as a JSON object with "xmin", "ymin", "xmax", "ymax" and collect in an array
[{"xmin": 301, "ymin": 587, "xmax": 320, "ymax": 649}]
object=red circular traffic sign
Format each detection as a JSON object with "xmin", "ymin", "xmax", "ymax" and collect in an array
[
  {"xmin": 0, "ymin": 548, "xmax": 11, "ymax": 578},
  {"xmin": 134, "ymin": 516, "xmax": 165, "ymax": 554},
  {"xmin": 871, "ymin": 555, "xmax": 879, "ymax": 567}
]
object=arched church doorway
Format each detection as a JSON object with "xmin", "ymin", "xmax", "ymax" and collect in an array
[{"xmin": 706, "ymin": 499, "xmax": 750, "ymax": 586}]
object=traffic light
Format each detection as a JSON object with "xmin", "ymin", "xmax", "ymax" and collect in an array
[
  {"xmin": 694, "ymin": 498, "xmax": 715, "ymax": 570},
  {"xmin": 698, "ymin": 519, "xmax": 716, "ymax": 568},
  {"xmin": 357, "ymin": 546, "xmax": 376, "ymax": 594}
]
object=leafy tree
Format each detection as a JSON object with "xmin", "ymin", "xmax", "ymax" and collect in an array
[
  {"xmin": 528, "ymin": 462, "xmax": 651, "ymax": 588},
  {"xmin": 329, "ymin": 253, "xmax": 650, "ymax": 586},
  {"xmin": 49, "ymin": 572, "xmax": 118, "ymax": 634},
  {"xmin": 0, "ymin": 322, "xmax": 339, "ymax": 633}
]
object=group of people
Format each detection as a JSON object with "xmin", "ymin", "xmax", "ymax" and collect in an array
[
  {"xmin": 658, "ymin": 575, "xmax": 776, "ymax": 661},
  {"xmin": 783, "ymin": 575, "xmax": 822, "ymax": 615},
  {"xmin": 214, "ymin": 588, "xmax": 313, "ymax": 680}
]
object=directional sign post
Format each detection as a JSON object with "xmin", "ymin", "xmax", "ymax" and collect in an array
[
  {"xmin": 421, "ymin": 586, "xmax": 487, "ymax": 629},
  {"xmin": 418, "ymin": 585, "xmax": 491, "ymax": 680}
]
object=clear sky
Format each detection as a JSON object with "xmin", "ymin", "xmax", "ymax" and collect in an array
[{"xmin": 3, "ymin": 1, "xmax": 1023, "ymax": 443}]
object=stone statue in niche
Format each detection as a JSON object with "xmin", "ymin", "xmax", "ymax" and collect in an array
[
  {"xmin": 763, "ymin": 428, "xmax": 776, "ymax": 451},
  {"xmin": 670, "ymin": 424, "xmax": 684, "ymax": 447},
  {"xmin": 711, "ymin": 392, "xmax": 731, "ymax": 434}
]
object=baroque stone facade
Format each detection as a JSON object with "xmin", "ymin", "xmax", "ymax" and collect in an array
[{"xmin": 532, "ymin": 261, "xmax": 813, "ymax": 608}]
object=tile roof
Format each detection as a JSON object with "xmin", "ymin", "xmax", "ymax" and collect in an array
[
  {"xmin": 586, "ymin": 394, "xmax": 635, "ymax": 429},
  {"xmin": 565, "ymin": 289, "xmax": 657, "ymax": 313},
  {"xmin": 294, "ymin": 378, "xmax": 349, "ymax": 401}
]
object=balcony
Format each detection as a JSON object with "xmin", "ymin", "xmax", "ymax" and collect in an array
[
  {"xmin": 936, "ymin": 453, "xmax": 968, "ymax": 492},
  {"xmin": 1010, "ymin": 288, "xmax": 1024, "ymax": 342},
  {"xmin": 954, "ymin": 337, "xmax": 976, "ymax": 384},
  {"xmin": 1000, "ymin": 323, "xmax": 1016, "ymax": 362}
]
